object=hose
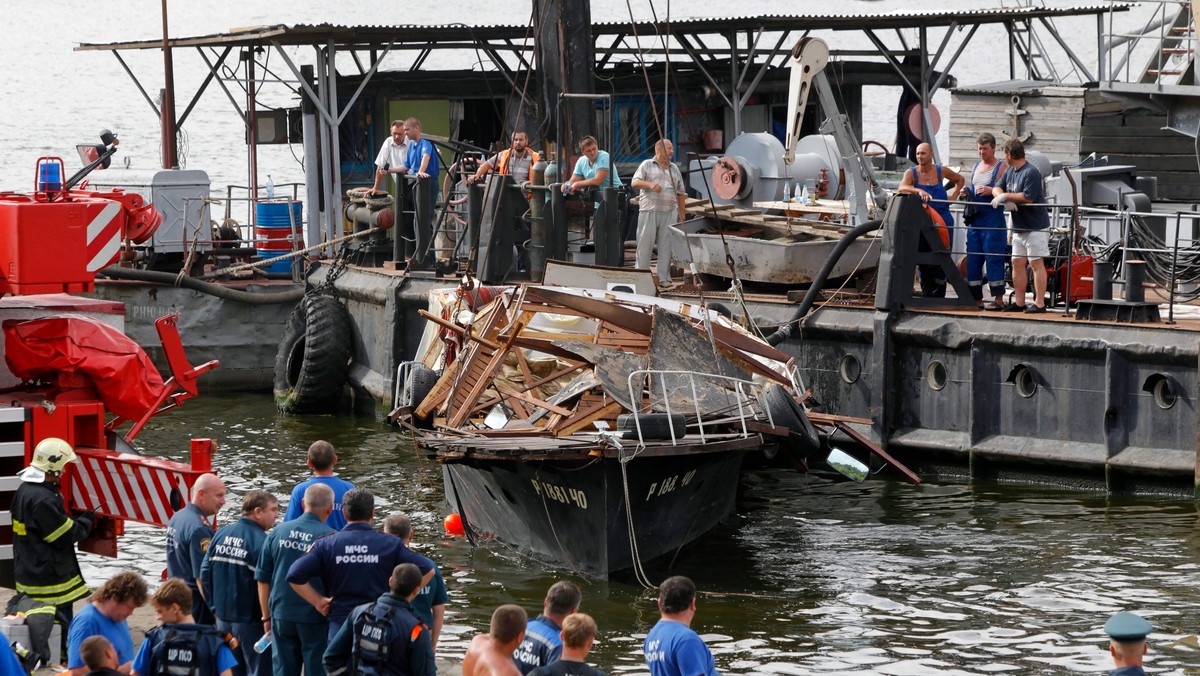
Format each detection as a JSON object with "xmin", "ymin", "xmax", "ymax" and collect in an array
[
  {"xmin": 98, "ymin": 266, "xmax": 305, "ymax": 305},
  {"xmin": 765, "ymin": 219, "xmax": 883, "ymax": 346}
]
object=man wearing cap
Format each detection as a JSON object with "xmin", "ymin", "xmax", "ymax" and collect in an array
[
  {"xmin": 1104, "ymin": 611, "xmax": 1152, "ymax": 675},
  {"xmin": 12, "ymin": 437, "xmax": 95, "ymax": 657}
]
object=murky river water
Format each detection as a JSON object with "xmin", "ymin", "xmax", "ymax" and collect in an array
[{"xmin": 79, "ymin": 393, "xmax": 1200, "ymax": 675}]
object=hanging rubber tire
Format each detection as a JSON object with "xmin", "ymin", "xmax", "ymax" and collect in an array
[
  {"xmin": 760, "ymin": 384, "xmax": 820, "ymax": 454},
  {"xmin": 274, "ymin": 294, "xmax": 354, "ymax": 413},
  {"xmin": 706, "ymin": 302, "xmax": 733, "ymax": 320},
  {"xmin": 616, "ymin": 413, "xmax": 687, "ymax": 440},
  {"xmin": 399, "ymin": 364, "xmax": 439, "ymax": 426}
]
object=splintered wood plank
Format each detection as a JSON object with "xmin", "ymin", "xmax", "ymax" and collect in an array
[
  {"xmin": 495, "ymin": 383, "xmax": 575, "ymax": 417},
  {"xmin": 519, "ymin": 362, "xmax": 588, "ymax": 394},
  {"xmin": 525, "ymin": 287, "xmax": 652, "ymax": 335},
  {"xmin": 448, "ymin": 313, "xmax": 532, "ymax": 428},
  {"xmin": 415, "ymin": 358, "xmax": 459, "ymax": 419},
  {"xmin": 555, "ymin": 400, "xmax": 623, "ymax": 437}
]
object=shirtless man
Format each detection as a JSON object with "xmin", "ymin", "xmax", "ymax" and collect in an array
[{"xmin": 464, "ymin": 604, "xmax": 528, "ymax": 676}]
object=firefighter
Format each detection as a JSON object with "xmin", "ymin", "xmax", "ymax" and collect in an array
[
  {"xmin": 322, "ymin": 563, "xmax": 435, "ymax": 676},
  {"xmin": 12, "ymin": 437, "xmax": 94, "ymax": 660}
]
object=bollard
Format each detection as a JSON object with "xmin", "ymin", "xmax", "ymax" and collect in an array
[
  {"xmin": 529, "ymin": 161, "xmax": 547, "ymax": 281},
  {"xmin": 549, "ymin": 185, "xmax": 568, "ymax": 263},
  {"xmin": 1093, "ymin": 261, "xmax": 1113, "ymax": 300},
  {"xmin": 1125, "ymin": 260, "xmax": 1146, "ymax": 303},
  {"xmin": 412, "ymin": 176, "xmax": 431, "ymax": 269},
  {"xmin": 597, "ymin": 186, "xmax": 621, "ymax": 266},
  {"xmin": 467, "ymin": 181, "xmax": 483, "ymax": 266}
]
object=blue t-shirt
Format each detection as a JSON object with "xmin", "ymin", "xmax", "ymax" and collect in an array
[
  {"xmin": 571, "ymin": 150, "xmax": 623, "ymax": 189},
  {"xmin": 407, "ymin": 137, "xmax": 441, "ymax": 179},
  {"xmin": 285, "ymin": 476, "xmax": 355, "ymax": 530},
  {"xmin": 166, "ymin": 503, "xmax": 213, "ymax": 589},
  {"xmin": 409, "ymin": 564, "xmax": 447, "ymax": 628},
  {"xmin": 67, "ymin": 602, "xmax": 135, "ymax": 669},
  {"xmin": 0, "ymin": 638, "xmax": 25, "ymax": 674},
  {"xmin": 255, "ymin": 512, "xmax": 336, "ymax": 624},
  {"xmin": 131, "ymin": 626, "xmax": 238, "ymax": 675},
  {"xmin": 643, "ymin": 619, "xmax": 718, "ymax": 676},
  {"xmin": 285, "ymin": 522, "xmax": 435, "ymax": 629}
]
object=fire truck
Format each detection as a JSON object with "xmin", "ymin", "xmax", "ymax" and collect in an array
[{"xmin": 0, "ymin": 134, "xmax": 217, "ymax": 587}]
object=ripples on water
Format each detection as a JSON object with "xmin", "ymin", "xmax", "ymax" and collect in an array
[{"xmin": 83, "ymin": 394, "xmax": 1200, "ymax": 674}]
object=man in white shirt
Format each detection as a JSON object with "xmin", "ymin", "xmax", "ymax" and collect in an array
[
  {"xmin": 370, "ymin": 120, "xmax": 409, "ymax": 194},
  {"xmin": 630, "ymin": 140, "xmax": 687, "ymax": 286}
]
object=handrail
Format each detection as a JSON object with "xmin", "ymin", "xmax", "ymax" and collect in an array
[{"xmin": 623, "ymin": 369, "xmax": 774, "ymax": 447}]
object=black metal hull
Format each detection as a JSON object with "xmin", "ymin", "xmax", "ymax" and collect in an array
[{"xmin": 442, "ymin": 451, "xmax": 745, "ymax": 578}]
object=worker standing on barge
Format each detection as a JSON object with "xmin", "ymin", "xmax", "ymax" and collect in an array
[
  {"xmin": 167, "ymin": 473, "xmax": 227, "ymax": 625},
  {"xmin": 897, "ymin": 142, "xmax": 965, "ymax": 297}
]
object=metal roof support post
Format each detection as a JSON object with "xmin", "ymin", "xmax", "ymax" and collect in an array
[
  {"xmin": 729, "ymin": 31, "xmax": 741, "ymax": 137},
  {"xmin": 316, "ymin": 46, "xmax": 336, "ymax": 248},
  {"xmin": 929, "ymin": 24, "xmax": 980, "ymax": 94},
  {"xmin": 1007, "ymin": 21, "xmax": 1016, "ymax": 80},
  {"xmin": 112, "ymin": 51, "xmax": 163, "ymax": 119},
  {"xmin": 918, "ymin": 27, "xmax": 940, "ymax": 164},
  {"xmin": 336, "ymin": 44, "xmax": 393, "ymax": 126},
  {"xmin": 197, "ymin": 48, "xmax": 247, "ymax": 125},
  {"xmin": 177, "ymin": 47, "xmax": 232, "ymax": 127},
  {"xmin": 247, "ymin": 48, "xmax": 260, "ymax": 224},
  {"xmin": 1036, "ymin": 17, "xmax": 1095, "ymax": 82},
  {"xmin": 327, "ymin": 41, "xmax": 343, "ymax": 249},
  {"xmin": 300, "ymin": 65, "xmax": 323, "ymax": 257}
]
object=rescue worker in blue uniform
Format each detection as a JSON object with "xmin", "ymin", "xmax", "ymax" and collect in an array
[
  {"xmin": 132, "ymin": 577, "xmax": 238, "ymax": 676},
  {"xmin": 166, "ymin": 473, "xmax": 227, "ymax": 625},
  {"xmin": 200, "ymin": 490, "xmax": 279, "ymax": 676},
  {"xmin": 1104, "ymin": 611, "xmax": 1152, "ymax": 676},
  {"xmin": 514, "ymin": 581, "xmax": 582, "ymax": 673},
  {"xmin": 323, "ymin": 563, "xmax": 436, "ymax": 676},
  {"xmin": 287, "ymin": 488, "xmax": 435, "ymax": 640},
  {"xmin": 384, "ymin": 513, "xmax": 447, "ymax": 650},
  {"xmin": 256, "ymin": 483, "xmax": 337, "ymax": 676},
  {"xmin": 12, "ymin": 438, "xmax": 93, "ymax": 660}
]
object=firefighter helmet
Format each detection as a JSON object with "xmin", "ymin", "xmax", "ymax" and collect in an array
[{"xmin": 30, "ymin": 437, "xmax": 77, "ymax": 474}]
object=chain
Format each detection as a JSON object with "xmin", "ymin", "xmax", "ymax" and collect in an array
[{"xmin": 311, "ymin": 238, "xmax": 353, "ymax": 300}]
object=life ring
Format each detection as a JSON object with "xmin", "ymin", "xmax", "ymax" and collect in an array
[
  {"xmin": 923, "ymin": 205, "xmax": 951, "ymax": 248},
  {"xmin": 759, "ymin": 383, "xmax": 820, "ymax": 457},
  {"xmin": 274, "ymin": 294, "xmax": 354, "ymax": 413}
]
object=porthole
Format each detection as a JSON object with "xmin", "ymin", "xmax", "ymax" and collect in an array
[
  {"xmin": 1013, "ymin": 366, "xmax": 1037, "ymax": 398},
  {"xmin": 1153, "ymin": 377, "xmax": 1178, "ymax": 410},
  {"xmin": 925, "ymin": 361, "xmax": 948, "ymax": 391},
  {"xmin": 838, "ymin": 354, "xmax": 861, "ymax": 384}
]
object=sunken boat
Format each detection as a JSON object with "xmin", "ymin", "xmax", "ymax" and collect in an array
[{"xmin": 393, "ymin": 281, "xmax": 824, "ymax": 577}]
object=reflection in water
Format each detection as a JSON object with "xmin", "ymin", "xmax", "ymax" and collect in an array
[{"xmin": 84, "ymin": 394, "xmax": 1200, "ymax": 674}]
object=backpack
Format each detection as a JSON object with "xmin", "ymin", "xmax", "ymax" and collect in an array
[
  {"xmin": 147, "ymin": 623, "xmax": 225, "ymax": 676},
  {"xmin": 352, "ymin": 602, "xmax": 418, "ymax": 676}
]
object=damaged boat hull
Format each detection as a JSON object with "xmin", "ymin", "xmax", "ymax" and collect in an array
[{"xmin": 442, "ymin": 449, "xmax": 747, "ymax": 578}]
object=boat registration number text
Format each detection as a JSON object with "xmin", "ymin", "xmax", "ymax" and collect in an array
[
  {"xmin": 530, "ymin": 479, "xmax": 588, "ymax": 509},
  {"xmin": 646, "ymin": 470, "xmax": 696, "ymax": 501}
]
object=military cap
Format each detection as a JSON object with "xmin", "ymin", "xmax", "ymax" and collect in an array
[{"xmin": 1104, "ymin": 611, "xmax": 1152, "ymax": 642}]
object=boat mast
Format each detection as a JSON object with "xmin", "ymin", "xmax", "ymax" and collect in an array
[{"xmin": 159, "ymin": 0, "xmax": 179, "ymax": 169}]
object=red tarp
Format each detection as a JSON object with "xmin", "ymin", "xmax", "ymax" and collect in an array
[{"xmin": 4, "ymin": 315, "xmax": 165, "ymax": 420}]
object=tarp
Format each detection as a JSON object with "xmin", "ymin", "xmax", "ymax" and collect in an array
[{"xmin": 4, "ymin": 315, "xmax": 164, "ymax": 420}]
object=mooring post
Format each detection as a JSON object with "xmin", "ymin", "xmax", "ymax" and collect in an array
[
  {"xmin": 597, "ymin": 186, "xmax": 621, "ymax": 266},
  {"xmin": 529, "ymin": 161, "xmax": 547, "ymax": 281},
  {"xmin": 548, "ymin": 185, "xmax": 568, "ymax": 263},
  {"xmin": 413, "ymin": 176, "xmax": 431, "ymax": 269}
]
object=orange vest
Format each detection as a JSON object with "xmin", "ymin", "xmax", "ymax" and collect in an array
[{"xmin": 496, "ymin": 148, "xmax": 540, "ymax": 181}]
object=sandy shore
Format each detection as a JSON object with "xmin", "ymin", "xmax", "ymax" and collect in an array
[{"xmin": 1, "ymin": 588, "xmax": 463, "ymax": 675}]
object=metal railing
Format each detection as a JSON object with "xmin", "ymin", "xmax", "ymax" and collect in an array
[{"xmin": 623, "ymin": 369, "xmax": 772, "ymax": 446}]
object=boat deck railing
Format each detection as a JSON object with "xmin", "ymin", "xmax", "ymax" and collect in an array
[
  {"xmin": 919, "ymin": 195, "xmax": 1200, "ymax": 315},
  {"xmin": 1102, "ymin": 0, "xmax": 1196, "ymax": 89},
  {"xmin": 624, "ymin": 369, "xmax": 774, "ymax": 447}
]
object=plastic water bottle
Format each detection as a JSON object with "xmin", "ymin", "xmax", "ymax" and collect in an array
[
  {"xmin": 782, "ymin": 181, "xmax": 791, "ymax": 203},
  {"xmin": 254, "ymin": 631, "xmax": 272, "ymax": 653},
  {"xmin": 799, "ymin": 183, "xmax": 809, "ymax": 205},
  {"xmin": 265, "ymin": 174, "xmax": 276, "ymax": 200}
]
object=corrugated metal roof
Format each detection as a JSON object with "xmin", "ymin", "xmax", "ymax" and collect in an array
[
  {"xmin": 952, "ymin": 79, "xmax": 1090, "ymax": 95},
  {"xmin": 76, "ymin": 3, "xmax": 1133, "ymax": 51}
]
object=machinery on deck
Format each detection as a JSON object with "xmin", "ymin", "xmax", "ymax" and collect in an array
[{"xmin": 0, "ymin": 134, "xmax": 218, "ymax": 586}]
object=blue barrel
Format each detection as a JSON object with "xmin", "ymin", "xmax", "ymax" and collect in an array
[
  {"xmin": 38, "ymin": 161, "xmax": 62, "ymax": 192},
  {"xmin": 255, "ymin": 200, "xmax": 303, "ymax": 273}
]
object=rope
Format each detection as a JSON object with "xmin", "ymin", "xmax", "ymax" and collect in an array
[{"xmin": 620, "ymin": 442, "xmax": 657, "ymax": 590}]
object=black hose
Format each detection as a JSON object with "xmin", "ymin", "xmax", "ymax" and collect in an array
[
  {"xmin": 98, "ymin": 266, "xmax": 305, "ymax": 305},
  {"xmin": 765, "ymin": 219, "xmax": 883, "ymax": 346}
]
